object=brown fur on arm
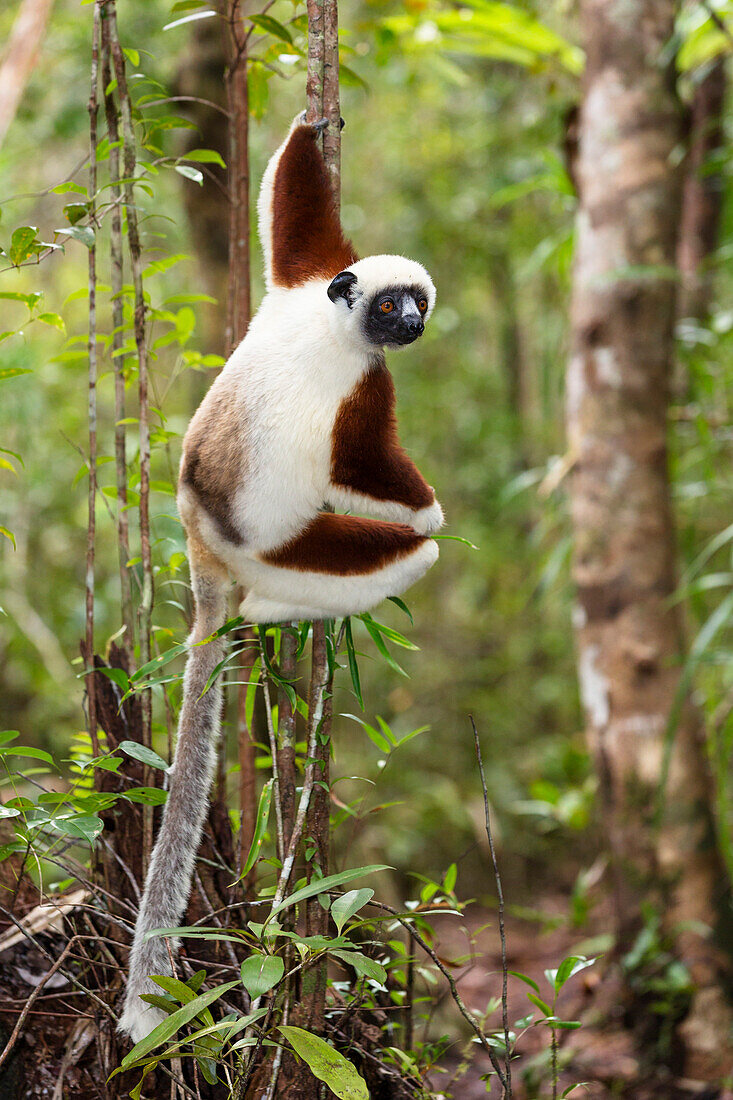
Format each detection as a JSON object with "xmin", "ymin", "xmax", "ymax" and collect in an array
[
  {"xmin": 330, "ymin": 362, "xmax": 435, "ymax": 510},
  {"xmin": 271, "ymin": 124, "xmax": 358, "ymax": 288},
  {"xmin": 262, "ymin": 512, "xmax": 426, "ymax": 575}
]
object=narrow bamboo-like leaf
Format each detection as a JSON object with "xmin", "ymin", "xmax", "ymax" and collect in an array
[
  {"xmin": 236, "ymin": 778, "xmax": 273, "ymax": 880},
  {"xmin": 509, "ymin": 970, "xmax": 540, "ymax": 994},
  {"xmin": 344, "ymin": 618, "xmax": 364, "ymax": 709},
  {"xmin": 112, "ymin": 981, "xmax": 238, "ymax": 1073}
]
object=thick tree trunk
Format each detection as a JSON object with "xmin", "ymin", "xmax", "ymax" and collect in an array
[
  {"xmin": 677, "ymin": 59, "xmax": 727, "ymax": 322},
  {"xmin": 567, "ymin": 0, "xmax": 732, "ymax": 1078}
]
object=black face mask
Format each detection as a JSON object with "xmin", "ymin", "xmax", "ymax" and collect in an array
[{"xmin": 362, "ymin": 286, "xmax": 427, "ymax": 347}]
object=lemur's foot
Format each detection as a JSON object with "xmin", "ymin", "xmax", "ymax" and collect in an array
[{"xmin": 311, "ymin": 117, "xmax": 329, "ymax": 134}]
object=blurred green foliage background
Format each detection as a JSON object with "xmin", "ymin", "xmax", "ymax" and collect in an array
[{"xmin": 1, "ymin": 0, "xmax": 730, "ymax": 908}]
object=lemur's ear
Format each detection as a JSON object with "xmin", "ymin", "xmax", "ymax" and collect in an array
[{"xmin": 327, "ymin": 270, "xmax": 358, "ymax": 306}]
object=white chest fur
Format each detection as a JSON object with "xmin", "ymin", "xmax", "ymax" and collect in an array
[{"xmin": 227, "ymin": 282, "xmax": 370, "ymax": 552}]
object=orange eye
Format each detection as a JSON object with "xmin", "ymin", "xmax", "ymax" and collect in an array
[
  {"xmin": 380, "ymin": 299, "xmax": 394, "ymax": 314},
  {"xmin": 418, "ymin": 298, "xmax": 428, "ymax": 313}
]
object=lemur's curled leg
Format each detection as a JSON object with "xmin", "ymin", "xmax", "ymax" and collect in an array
[{"xmin": 119, "ymin": 547, "xmax": 228, "ymax": 1044}]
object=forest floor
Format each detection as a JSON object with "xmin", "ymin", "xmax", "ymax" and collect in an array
[
  {"xmin": 3, "ymin": 883, "xmax": 732, "ymax": 1098},
  {"xmin": 431, "ymin": 896, "xmax": 733, "ymax": 1099}
]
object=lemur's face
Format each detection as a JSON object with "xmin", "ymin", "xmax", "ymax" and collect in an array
[{"xmin": 327, "ymin": 272, "xmax": 430, "ymax": 348}]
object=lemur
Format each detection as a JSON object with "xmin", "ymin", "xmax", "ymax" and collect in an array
[{"xmin": 119, "ymin": 113, "xmax": 444, "ymax": 1042}]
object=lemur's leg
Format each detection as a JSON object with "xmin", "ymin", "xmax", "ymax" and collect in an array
[
  {"xmin": 235, "ymin": 513, "xmax": 438, "ymax": 623},
  {"xmin": 119, "ymin": 544, "xmax": 229, "ymax": 1044},
  {"xmin": 257, "ymin": 114, "xmax": 358, "ymax": 291},
  {"xmin": 325, "ymin": 360, "xmax": 444, "ymax": 534}
]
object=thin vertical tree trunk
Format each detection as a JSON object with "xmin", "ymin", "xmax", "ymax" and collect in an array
[
  {"xmin": 677, "ymin": 59, "xmax": 727, "ymax": 322},
  {"xmin": 567, "ymin": 0, "xmax": 732, "ymax": 1078},
  {"xmin": 84, "ymin": 4, "xmax": 100, "ymax": 759},
  {"xmin": 224, "ymin": 0, "xmax": 259, "ymax": 887}
]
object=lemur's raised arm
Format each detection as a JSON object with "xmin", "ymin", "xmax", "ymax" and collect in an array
[
  {"xmin": 258, "ymin": 114, "xmax": 358, "ymax": 289},
  {"xmin": 119, "ymin": 114, "xmax": 444, "ymax": 1045}
]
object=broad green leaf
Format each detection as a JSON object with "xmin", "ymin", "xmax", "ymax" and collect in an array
[
  {"xmin": 249, "ymin": 13, "xmax": 293, "ymax": 43},
  {"xmin": 0, "ymin": 806, "xmax": 20, "ymax": 819},
  {"xmin": 9, "ymin": 226, "xmax": 38, "ymax": 265},
  {"xmin": 280, "ymin": 1026, "xmax": 368, "ymax": 1100},
  {"xmin": 55, "ymin": 226, "xmax": 95, "ymax": 248},
  {"xmin": 2, "ymin": 746, "xmax": 54, "ymax": 765},
  {"xmin": 331, "ymin": 889, "xmax": 373, "ymax": 934},
  {"xmin": 240, "ymin": 953, "xmax": 284, "ymax": 998},
  {"xmin": 175, "ymin": 165, "xmax": 204, "ymax": 185},
  {"xmin": 331, "ymin": 949, "xmax": 386, "ymax": 984},
  {"xmin": 552, "ymin": 955, "xmax": 598, "ymax": 991},
  {"xmin": 182, "ymin": 148, "xmax": 226, "ymax": 168},
  {"xmin": 269, "ymin": 865, "xmax": 389, "ymax": 923},
  {"xmin": 118, "ymin": 740, "xmax": 169, "ymax": 771},
  {"xmin": 37, "ymin": 312, "xmax": 65, "ymax": 331},
  {"xmin": 48, "ymin": 814, "xmax": 103, "ymax": 842},
  {"xmin": 122, "ymin": 787, "xmax": 168, "ymax": 805},
  {"xmin": 236, "ymin": 778, "xmax": 273, "ymax": 880}
]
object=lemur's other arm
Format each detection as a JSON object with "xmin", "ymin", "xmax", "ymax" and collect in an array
[
  {"xmin": 258, "ymin": 115, "xmax": 358, "ymax": 290},
  {"xmin": 327, "ymin": 361, "xmax": 444, "ymax": 535}
]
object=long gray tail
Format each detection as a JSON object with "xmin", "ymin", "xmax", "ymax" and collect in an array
[{"xmin": 119, "ymin": 562, "xmax": 228, "ymax": 1043}]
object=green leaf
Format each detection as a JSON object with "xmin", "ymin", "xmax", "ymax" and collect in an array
[
  {"xmin": 0, "ymin": 806, "xmax": 21, "ymax": 819},
  {"xmin": 344, "ymin": 619, "xmax": 363, "ymax": 710},
  {"xmin": 55, "ymin": 225, "xmax": 94, "ymax": 248},
  {"xmin": 236, "ymin": 778, "xmax": 273, "ymax": 880},
  {"xmin": 2, "ymin": 746, "xmax": 54, "ymax": 765},
  {"xmin": 118, "ymin": 740, "xmax": 169, "ymax": 771},
  {"xmin": 48, "ymin": 814, "xmax": 104, "ymax": 842},
  {"xmin": 552, "ymin": 955, "xmax": 598, "ymax": 991},
  {"xmin": 240, "ymin": 953, "xmax": 284, "ymax": 998},
  {"xmin": 249, "ymin": 13, "xmax": 293, "ymax": 43},
  {"xmin": 182, "ymin": 148, "xmax": 226, "ymax": 168},
  {"xmin": 526, "ymin": 992, "xmax": 552, "ymax": 1016},
  {"xmin": 113, "ymin": 981, "xmax": 239, "ymax": 1073},
  {"xmin": 0, "ymin": 526, "xmax": 16, "ymax": 549},
  {"xmin": 123, "ymin": 787, "xmax": 168, "ymax": 805},
  {"xmin": 123, "ymin": 47, "xmax": 140, "ymax": 67},
  {"xmin": 9, "ymin": 226, "xmax": 38, "ymax": 265},
  {"xmin": 174, "ymin": 165, "xmax": 204, "ymax": 185},
  {"xmin": 509, "ymin": 970, "xmax": 540, "ymax": 994},
  {"xmin": 359, "ymin": 614, "xmax": 408, "ymax": 677},
  {"xmin": 97, "ymin": 666, "xmax": 130, "ymax": 692},
  {"xmin": 0, "ymin": 291, "xmax": 42, "ymax": 308},
  {"xmin": 280, "ymin": 1026, "xmax": 368, "ymax": 1100},
  {"xmin": 331, "ymin": 949, "xmax": 386, "ymax": 984},
  {"xmin": 386, "ymin": 596, "xmax": 413, "ymax": 624},
  {"xmin": 36, "ymin": 312, "xmax": 65, "ymax": 332},
  {"xmin": 63, "ymin": 203, "xmax": 89, "ymax": 225},
  {"xmin": 331, "ymin": 889, "xmax": 373, "ymax": 935},
  {"xmin": 0, "ymin": 369, "xmax": 32, "ymax": 382},
  {"xmin": 269, "ymin": 865, "xmax": 390, "ymax": 923}
]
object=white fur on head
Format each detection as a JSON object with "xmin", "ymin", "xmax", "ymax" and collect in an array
[{"xmin": 327, "ymin": 254, "xmax": 436, "ymax": 352}]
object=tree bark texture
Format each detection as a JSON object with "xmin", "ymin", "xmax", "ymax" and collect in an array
[
  {"xmin": 567, "ymin": 0, "xmax": 732, "ymax": 1077},
  {"xmin": 677, "ymin": 58, "xmax": 727, "ymax": 321}
]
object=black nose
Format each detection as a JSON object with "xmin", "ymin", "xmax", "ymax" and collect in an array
[{"xmin": 405, "ymin": 317, "xmax": 424, "ymax": 336}]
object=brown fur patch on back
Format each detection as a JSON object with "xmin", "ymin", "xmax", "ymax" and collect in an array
[
  {"xmin": 179, "ymin": 378, "xmax": 245, "ymax": 546},
  {"xmin": 262, "ymin": 512, "xmax": 426, "ymax": 575},
  {"xmin": 331, "ymin": 361, "xmax": 434, "ymax": 510},
  {"xmin": 271, "ymin": 126, "xmax": 358, "ymax": 287}
]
